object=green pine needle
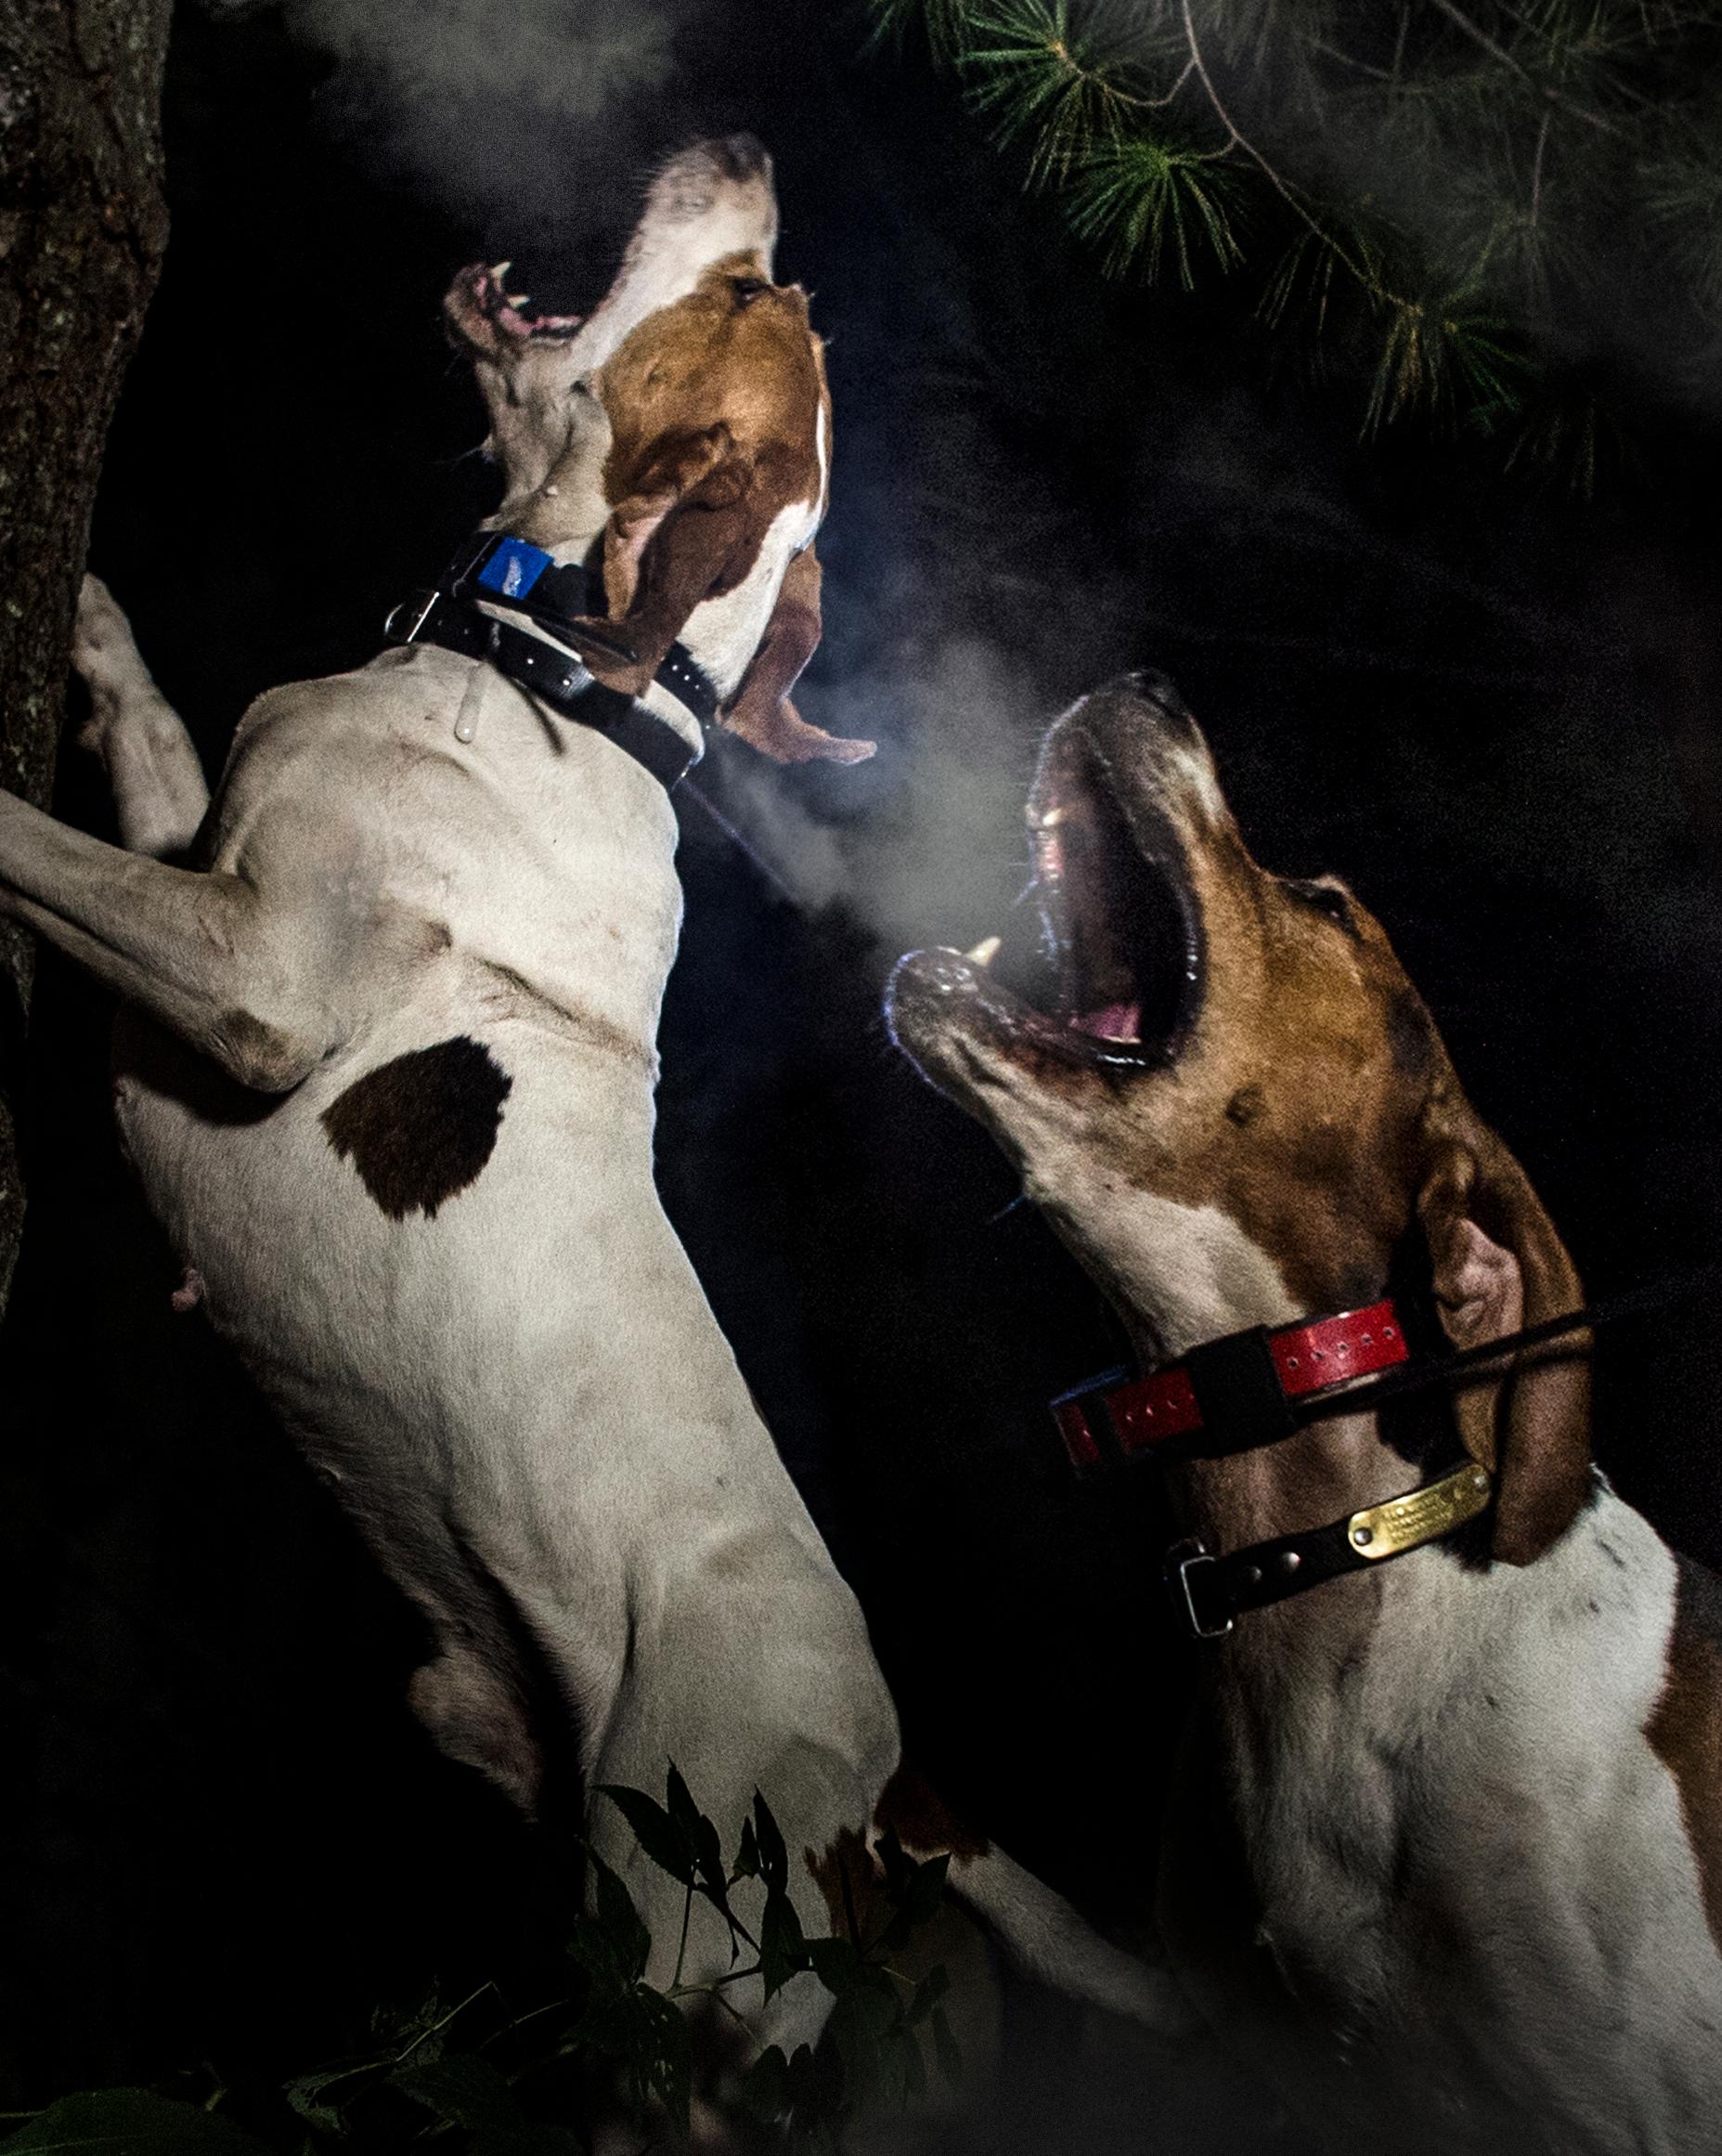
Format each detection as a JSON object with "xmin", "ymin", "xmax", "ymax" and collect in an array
[
  {"xmin": 955, "ymin": 0, "xmax": 1161, "ymax": 184},
  {"xmin": 1363, "ymin": 295, "xmax": 1528, "ymax": 437},
  {"xmin": 869, "ymin": 0, "xmax": 1722, "ymax": 482},
  {"xmin": 1066, "ymin": 131, "xmax": 1245, "ymax": 285}
]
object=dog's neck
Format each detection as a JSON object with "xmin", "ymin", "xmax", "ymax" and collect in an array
[
  {"xmin": 488, "ymin": 389, "xmax": 615, "ymax": 569},
  {"xmin": 1132, "ymin": 1289, "xmax": 1459, "ymax": 1676}
]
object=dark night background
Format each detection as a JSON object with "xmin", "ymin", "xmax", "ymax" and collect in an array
[{"xmin": 4, "ymin": 0, "xmax": 1722, "ymax": 2144}]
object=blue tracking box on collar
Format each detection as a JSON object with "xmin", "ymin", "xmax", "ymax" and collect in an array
[{"xmin": 475, "ymin": 535, "xmax": 553, "ymax": 601}]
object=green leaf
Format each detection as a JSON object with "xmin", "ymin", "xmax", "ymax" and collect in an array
[
  {"xmin": 597, "ymin": 1785, "xmax": 696, "ymax": 1887},
  {"xmin": 874, "ymin": 1826, "xmax": 912, "ymax": 1900},
  {"xmin": 657, "ymin": 1766, "xmax": 738, "ymax": 1942},
  {"xmin": 751, "ymin": 1790, "xmax": 788, "ymax": 1896},
  {"xmin": 624, "ymin": 1990, "xmax": 693, "ymax": 2137},
  {"xmin": 282, "ymin": 2058, "xmax": 388, "ymax": 2135},
  {"xmin": 825, "ymin": 1988, "xmax": 887, "ymax": 2111},
  {"xmin": 740, "ymin": 2045, "xmax": 791, "ymax": 2124},
  {"xmin": 902, "ymin": 1851, "xmax": 951, "ymax": 1930},
  {"xmin": 758, "ymin": 1886, "xmax": 807, "ymax": 2000},
  {"xmin": 732, "ymin": 1813, "xmax": 761, "ymax": 1882},
  {"xmin": 932, "ymin": 2003, "xmax": 965, "ymax": 2086},
  {"xmin": 392, "ymin": 2054, "xmax": 525, "ymax": 2133},
  {"xmin": 0, "ymin": 2091, "xmax": 269, "ymax": 2154},
  {"xmin": 567, "ymin": 1916, "xmax": 624, "ymax": 1989},
  {"xmin": 784, "ymin": 2040, "xmax": 844, "ymax": 2138},
  {"xmin": 803, "ymin": 1934, "xmax": 863, "ymax": 1998},
  {"xmin": 588, "ymin": 1848, "xmax": 653, "ymax": 1985},
  {"xmin": 692, "ymin": 1811, "xmax": 731, "ymax": 1921}
]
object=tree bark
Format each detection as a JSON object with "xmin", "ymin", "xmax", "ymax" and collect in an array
[{"xmin": 0, "ymin": 0, "xmax": 171, "ymax": 1310}]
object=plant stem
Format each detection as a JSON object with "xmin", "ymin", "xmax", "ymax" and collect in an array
[
  {"xmin": 672, "ymin": 1884, "xmax": 694, "ymax": 1992},
  {"xmin": 394, "ymin": 1982, "xmax": 498, "ymax": 2067}
]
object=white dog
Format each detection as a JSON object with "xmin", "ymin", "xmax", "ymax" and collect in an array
[{"xmin": 13, "ymin": 146, "xmax": 1183, "ymax": 2048}]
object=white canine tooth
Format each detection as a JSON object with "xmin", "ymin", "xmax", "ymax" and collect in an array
[
  {"xmin": 488, "ymin": 259, "xmax": 512, "ymax": 280},
  {"xmin": 965, "ymin": 935, "xmax": 1003, "ymax": 968},
  {"xmin": 1030, "ymin": 803, "xmax": 1068, "ymax": 831},
  {"xmin": 507, "ymin": 292, "xmax": 531, "ymax": 308}
]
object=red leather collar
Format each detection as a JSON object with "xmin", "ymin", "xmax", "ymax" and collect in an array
[{"xmin": 1051, "ymin": 1299, "xmax": 1410, "ymax": 1471}]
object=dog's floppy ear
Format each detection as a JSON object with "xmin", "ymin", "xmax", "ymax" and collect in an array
[
  {"xmin": 1416, "ymin": 1103, "xmax": 1591, "ymax": 1565},
  {"xmin": 721, "ymin": 546, "xmax": 874, "ymax": 765},
  {"xmin": 601, "ymin": 425, "xmax": 738, "ymax": 623}
]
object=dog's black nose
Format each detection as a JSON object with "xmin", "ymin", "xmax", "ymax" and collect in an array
[{"xmin": 711, "ymin": 133, "xmax": 770, "ymax": 180}]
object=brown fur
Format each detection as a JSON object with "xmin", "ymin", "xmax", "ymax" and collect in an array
[
  {"xmin": 1648, "ymin": 1563, "xmax": 1722, "ymax": 1954},
  {"xmin": 875, "ymin": 1760, "xmax": 991, "ymax": 1862},
  {"xmin": 322, "ymin": 1034, "xmax": 512, "ymax": 1221},
  {"xmin": 724, "ymin": 544, "xmax": 863, "ymax": 764},
  {"xmin": 551, "ymin": 257, "xmax": 866, "ymax": 765},
  {"xmin": 804, "ymin": 1763, "xmax": 991, "ymax": 1945}
]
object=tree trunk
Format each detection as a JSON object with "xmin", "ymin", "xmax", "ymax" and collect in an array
[{"xmin": 0, "ymin": 0, "xmax": 172, "ymax": 1309}]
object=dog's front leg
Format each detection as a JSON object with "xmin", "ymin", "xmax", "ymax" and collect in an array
[
  {"xmin": 719, "ymin": 546, "xmax": 872, "ymax": 765},
  {"xmin": 0, "ymin": 790, "xmax": 360, "ymax": 1091},
  {"xmin": 71, "ymin": 577, "xmax": 211, "ymax": 861}
]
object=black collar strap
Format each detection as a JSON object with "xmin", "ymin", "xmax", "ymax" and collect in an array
[
  {"xmin": 1052, "ymin": 1262, "xmax": 1722, "ymax": 1643},
  {"xmin": 383, "ymin": 530, "xmax": 721, "ymax": 792},
  {"xmin": 1167, "ymin": 1458, "xmax": 1495, "ymax": 1640}
]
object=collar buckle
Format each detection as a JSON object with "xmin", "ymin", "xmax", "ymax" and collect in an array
[
  {"xmin": 1166, "ymin": 1538, "xmax": 1233, "ymax": 1642},
  {"xmin": 383, "ymin": 587, "xmax": 440, "ymax": 646}
]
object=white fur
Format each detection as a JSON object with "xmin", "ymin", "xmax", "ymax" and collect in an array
[
  {"xmin": 1164, "ymin": 1483, "xmax": 1722, "ymax": 2155},
  {"xmin": 683, "ymin": 499, "xmax": 814, "ymax": 699}
]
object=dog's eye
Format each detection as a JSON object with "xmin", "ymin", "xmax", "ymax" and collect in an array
[
  {"xmin": 732, "ymin": 276, "xmax": 770, "ymax": 305},
  {"xmin": 1286, "ymin": 877, "xmax": 1356, "ymax": 931}
]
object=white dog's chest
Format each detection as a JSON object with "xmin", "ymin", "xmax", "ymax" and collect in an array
[
  {"xmin": 1168, "ymin": 1496, "xmax": 1722, "ymax": 2155},
  {"xmin": 113, "ymin": 650, "xmax": 686, "ymax": 1473}
]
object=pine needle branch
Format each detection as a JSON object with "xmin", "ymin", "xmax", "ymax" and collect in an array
[{"xmin": 867, "ymin": 0, "xmax": 1722, "ymax": 479}]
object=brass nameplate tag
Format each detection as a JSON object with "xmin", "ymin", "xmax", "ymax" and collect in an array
[{"xmin": 1346, "ymin": 1462, "xmax": 1493, "ymax": 1560}]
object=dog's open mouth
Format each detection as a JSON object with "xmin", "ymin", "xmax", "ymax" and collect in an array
[
  {"xmin": 965, "ymin": 729, "xmax": 1203, "ymax": 1073},
  {"xmin": 447, "ymin": 261, "xmax": 584, "ymax": 348}
]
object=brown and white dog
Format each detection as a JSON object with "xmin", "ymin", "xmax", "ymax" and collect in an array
[
  {"xmin": 18, "ymin": 149, "xmax": 1181, "ymax": 2053},
  {"xmin": 440, "ymin": 132, "xmax": 864, "ymax": 769},
  {"xmin": 887, "ymin": 670, "xmax": 1722, "ymax": 2152}
]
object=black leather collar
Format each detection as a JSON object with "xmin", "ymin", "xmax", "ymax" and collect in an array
[
  {"xmin": 1166, "ymin": 1457, "xmax": 1494, "ymax": 1640},
  {"xmin": 383, "ymin": 529, "xmax": 720, "ymax": 792}
]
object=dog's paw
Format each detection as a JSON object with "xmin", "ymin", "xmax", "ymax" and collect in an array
[
  {"xmin": 71, "ymin": 574, "xmax": 148, "ymax": 750},
  {"xmin": 721, "ymin": 691, "xmax": 875, "ymax": 766}
]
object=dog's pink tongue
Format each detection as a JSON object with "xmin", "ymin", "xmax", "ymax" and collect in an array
[{"xmin": 1072, "ymin": 1002, "xmax": 1142, "ymax": 1043}]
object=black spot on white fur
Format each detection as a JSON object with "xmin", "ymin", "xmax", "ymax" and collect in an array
[{"xmin": 323, "ymin": 1036, "xmax": 512, "ymax": 1220}]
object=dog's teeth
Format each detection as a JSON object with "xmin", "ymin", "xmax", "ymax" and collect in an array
[
  {"xmin": 1029, "ymin": 803, "xmax": 1068, "ymax": 831},
  {"xmin": 965, "ymin": 935, "xmax": 1003, "ymax": 968},
  {"xmin": 507, "ymin": 292, "xmax": 531, "ymax": 309},
  {"xmin": 489, "ymin": 259, "xmax": 512, "ymax": 280}
]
